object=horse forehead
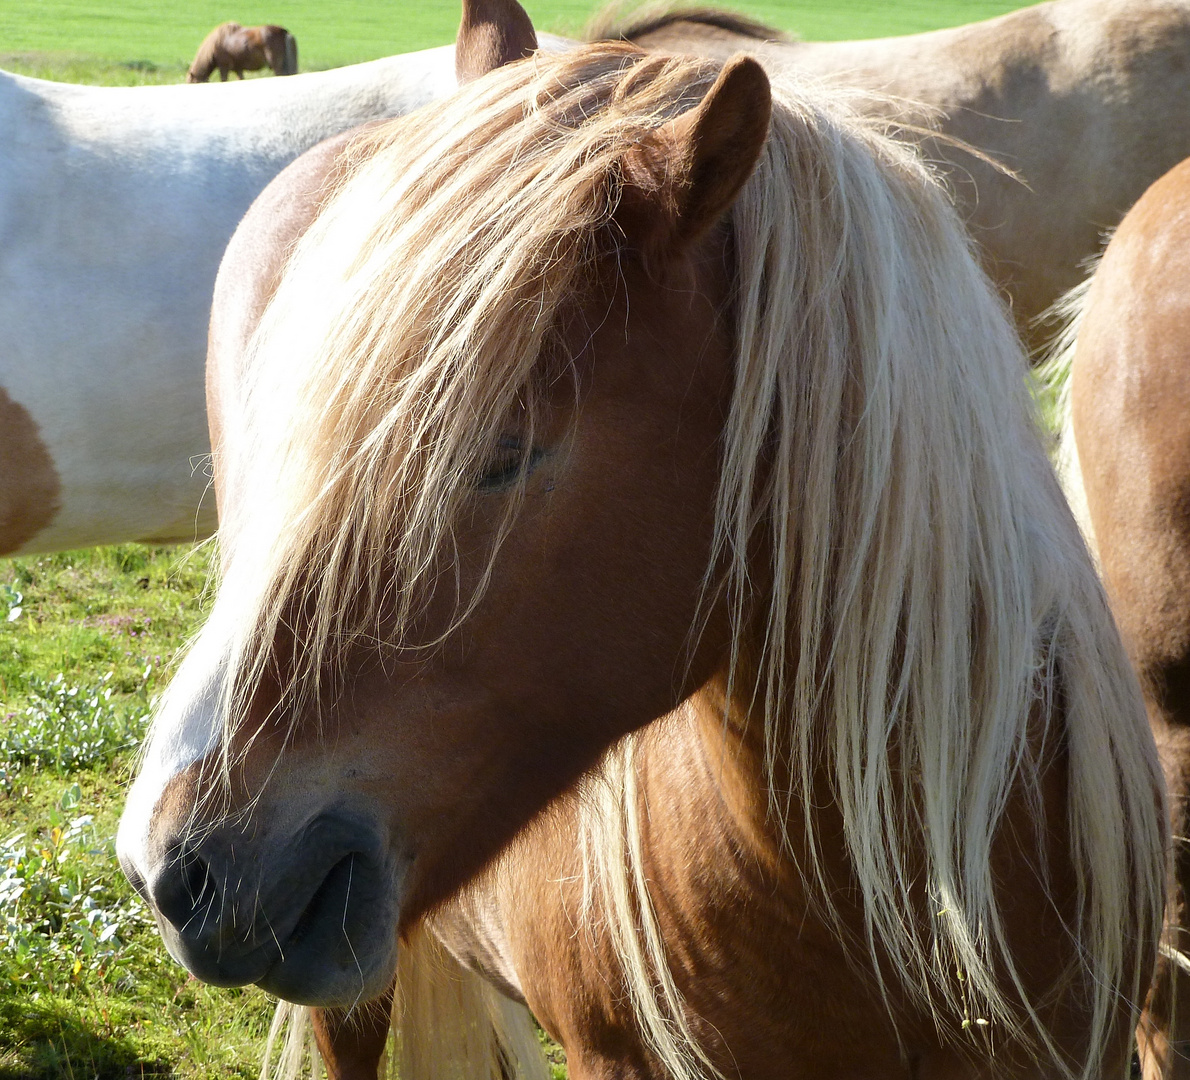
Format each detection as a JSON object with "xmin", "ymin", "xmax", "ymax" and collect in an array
[{"xmin": 608, "ymin": 235, "xmax": 735, "ymax": 330}]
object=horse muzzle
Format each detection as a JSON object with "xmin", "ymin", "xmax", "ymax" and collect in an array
[{"xmin": 120, "ymin": 799, "xmax": 402, "ymax": 1006}]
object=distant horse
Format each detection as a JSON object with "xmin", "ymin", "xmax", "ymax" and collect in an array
[
  {"xmin": 186, "ymin": 22, "xmax": 298, "ymax": 83},
  {"xmin": 595, "ymin": 0, "xmax": 1190, "ymax": 353},
  {"xmin": 1059, "ymin": 157, "xmax": 1190, "ymax": 1079},
  {"xmin": 117, "ymin": 0, "xmax": 1164, "ymax": 1076}
]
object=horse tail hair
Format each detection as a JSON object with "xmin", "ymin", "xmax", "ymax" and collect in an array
[
  {"xmin": 393, "ymin": 922, "xmax": 550, "ymax": 1080},
  {"xmin": 283, "ymin": 32, "xmax": 299, "ymax": 76},
  {"xmin": 1033, "ymin": 270, "xmax": 1099, "ymax": 560}
]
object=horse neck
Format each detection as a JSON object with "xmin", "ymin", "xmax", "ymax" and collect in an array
[
  {"xmin": 635, "ymin": 675, "xmax": 849, "ymax": 890},
  {"xmin": 579, "ymin": 681, "xmax": 899, "ymax": 1070},
  {"xmin": 636, "ymin": 688, "xmax": 774, "ymax": 877},
  {"xmin": 456, "ymin": 659, "xmax": 905, "ymax": 1072}
]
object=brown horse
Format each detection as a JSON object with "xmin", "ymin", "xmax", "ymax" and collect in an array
[
  {"xmin": 1059, "ymin": 157, "xmax": 1190, "ymax": 1079},
  {"xmin": 118, "ymin": 1, "xmax": 1165, "ymax": 1078},
  {"xmin": 594, "ymin": 0, "xmax": 1190, "ymax": 354},
  {"xmin": 186, "ymin": 22, "xmax": 298, "ymax": 83}
]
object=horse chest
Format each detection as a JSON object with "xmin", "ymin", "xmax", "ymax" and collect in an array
[{"xmin": 478, "ymin": 716, "xmax": 914, "ymax": 1079}]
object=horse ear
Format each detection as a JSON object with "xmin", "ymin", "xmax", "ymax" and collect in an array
[
  {"xmin": 617, "ymin": 55, "xmax": 771, "ymax": 254},
  {"xmin": 455, "ymin": 0, "xmax": 538, "ymax": 84}
]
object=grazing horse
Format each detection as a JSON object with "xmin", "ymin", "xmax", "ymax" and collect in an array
[
  {"xmin": 187, "ymin": 23, "xmax": 298, "ymax": 83},
  {"xmin": 117, "ymin": 1, "xmax": 1165, "ymax": 1078},
  {"xmin": 597, "ymin": 0, "xmax": 1190, "ymax": 353},
  {"xmin": 1058, "ymin": 156, "xmax": 1190, "ymax": 1079}
]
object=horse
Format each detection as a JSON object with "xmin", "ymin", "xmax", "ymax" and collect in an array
[
  {"xmin": 595, "ymin": 0, "xmax": 1190, "ymax": 354},
  {"xmin": 0, "ymin": 34, "xmax": 566, "ymax": 557},
  {"xmin": 1054, "ymin": 156, "xmax": 1190, "ymax": 1079},
  {"xmin": 115, "ymin": 0, "xmax": 1166, "ymax": 1075},
  {"xmin": 186, "ymin": 23, "xmax": 298, "ymax": 83},
  {"xmin": 12, "ymin": 0, "xmax": 1190, "ymax": 560}
]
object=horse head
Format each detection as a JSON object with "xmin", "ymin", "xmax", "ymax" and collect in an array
[{"xmin": 119, "ymin": 0, "xmax": 770, "ymax": 1007}]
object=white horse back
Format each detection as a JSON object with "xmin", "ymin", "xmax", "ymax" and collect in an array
[{"xmin": 0, "ymin": 48, "xmax": 466, "ymax": 554}]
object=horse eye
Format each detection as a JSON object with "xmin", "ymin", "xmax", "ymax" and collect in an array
[{"xmin": 475, "ymin": 436, "xmax": 545, "ymax": 492}]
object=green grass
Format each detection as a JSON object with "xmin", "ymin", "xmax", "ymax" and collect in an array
[
  {"xmin": 0, "ymin": 53, "xmax": 190, "ymax": 84},
  {"xmin": 0, "ymin": 545, "xmax": 287, "ymax": 1078},
  {"xmin": 0, "ymin": 773, "xmax": 275, "ymax": 1079},
  {"xmin": 0, "ymin": 0, "xmax": 1033, "ymax": 74},
  {"xmin": 0, "ymin": 545, "xmax": 212, "ymax": 720}
]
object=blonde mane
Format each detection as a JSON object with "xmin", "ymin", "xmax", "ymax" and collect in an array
[
  {"xmin": 192, "ymin": 45, "xmax": 1165, "ymax": 1080},
  {"xmin": 1034, "ymin": 272, "xmax": 1101, "ymax": 561}
]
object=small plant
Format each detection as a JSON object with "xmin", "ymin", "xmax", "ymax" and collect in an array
[
  {"xmin": 1, "ymin": 671, "xmax": 151, "ymax": 773},
  {"xmin": 0, "ymin": 785, "xmax": 153, "ymax": 994},
  {"xmin": 2, "ymin": 583, "xmax": 22, "ymax": 622}
]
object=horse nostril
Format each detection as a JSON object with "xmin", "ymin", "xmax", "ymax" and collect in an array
[{"xmin": 151, "ymin": 844, "xmax": 219, "ymax": 932}]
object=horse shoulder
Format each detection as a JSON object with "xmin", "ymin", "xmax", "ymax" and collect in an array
[
  {"xmin": 1054, "ymin": 0, "xmax": 1190, "ymax": 194},
  {"xmin": 942, "ymin": 0, "xmax": 1190, "ymax": 322},
  {"xmin": 1072, "ymin": 158, "xmax": 1190, "ymax": 682},
  {"xmin": 816, "ymin": 0, "xmax": 1190, "ymax": 340}
]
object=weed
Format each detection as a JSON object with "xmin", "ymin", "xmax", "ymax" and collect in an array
[
  {"xmin": 2, "ymin": 583, "xmax": 22, "ymax": 624},
  {"xmin": 0, "ymin": 542, "xmax": 274, "ymax": 1078},
  {"xmin": 0, "ymin": 785, "xmax": 151, "ymax": 993},
  {"xmin": 2, "ymin": 672, "xmax": 150, "ymax": 773}
]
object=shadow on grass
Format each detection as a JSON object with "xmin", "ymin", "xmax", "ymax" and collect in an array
[{"xmin": 0, "ymin": 995, "xmax": 171, "ymax": 1080}]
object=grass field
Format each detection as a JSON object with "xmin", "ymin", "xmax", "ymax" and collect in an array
[
  {"xmin": 1, "ymin": 0, "xmax": 1036, "ymax": 1074},
  {"xmin": 0, "ymin": 545, "xmax": 286, "ymax": 1078},
  {"xmin": 0, "ymin": 0, "xmax": 1032, "ymax": 71}
]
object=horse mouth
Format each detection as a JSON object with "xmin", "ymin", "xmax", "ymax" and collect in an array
[
  {"xmin": 255, "ymin": 848, "xmax": 398, "ymax": 1005},
  {"xmin": 288, "ymin": 851, "xmax": 361, "ymax": 947},
  {"xmin": 131, "ymin": 808, "xmax": 402, "ymax": 1006}
]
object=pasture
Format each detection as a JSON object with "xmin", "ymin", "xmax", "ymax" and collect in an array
[{"xmin": 0, "ymin": 0, "xmax": 1035, "ymax": 1075}]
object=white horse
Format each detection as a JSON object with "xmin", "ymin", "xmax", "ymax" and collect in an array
[{"xmin": 0, "ymin": 42, "xmax": 557, "ymax": 557}]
